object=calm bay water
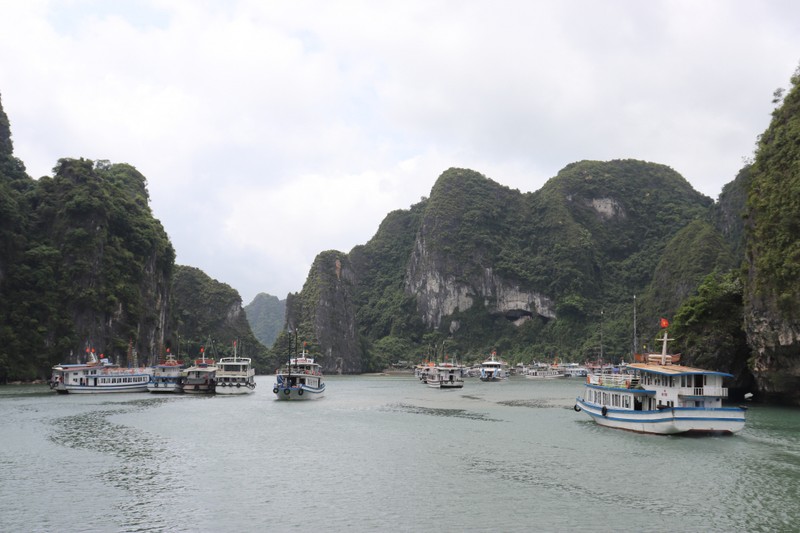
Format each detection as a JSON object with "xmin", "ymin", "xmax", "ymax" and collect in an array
[{"xmin": 2, "ymin": 375, "xmax": 799, "ymax": 532}]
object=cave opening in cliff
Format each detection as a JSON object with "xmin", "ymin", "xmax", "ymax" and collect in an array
[{"xmin": 504, "ymin": 309, "xmax": 533, "ymax": 322}]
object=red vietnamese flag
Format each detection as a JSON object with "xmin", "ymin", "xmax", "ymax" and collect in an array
[{"xmin": 660, "ymin": 317, "xmax": 669, "ymax": 328}]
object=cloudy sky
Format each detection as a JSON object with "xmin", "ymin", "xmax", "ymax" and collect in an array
[{"xmin": 1, "ymin": 1, "xmax": 798, "ymax": 304}]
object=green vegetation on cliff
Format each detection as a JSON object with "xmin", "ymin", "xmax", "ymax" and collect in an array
[
  {"xmin": 170, "ymin": 265, "xmax": 271, "ymax": 371},
  {"xmin": 0, "ymin": 152, "xmax": 175, "ymax": 380},
  {"xmin": 746, "ymin": 66, "xmax": 800, "ymax": 316}
]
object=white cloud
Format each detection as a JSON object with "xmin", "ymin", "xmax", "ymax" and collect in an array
[{"xmin": 1, "ymin": 0, "xmax": 799, "ymax": 302}]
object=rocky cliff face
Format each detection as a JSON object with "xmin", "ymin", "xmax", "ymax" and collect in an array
[
  {"xmin": 744, "ymin": 307, "xmax": 800, "ymax": 404},
  {"xmin": 284, "ymin": 251, "xmax": 362, "ymax": 373},
  {"xmin": 406, "ymin": 236, "xmax": 555, "ymax": 329}
]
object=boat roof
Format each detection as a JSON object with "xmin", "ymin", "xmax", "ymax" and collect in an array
[
  {"xmin": 218, "ymin": 357, "xmax": 251, "ymax": 364},
  {"xmin": 628, "ymin": 362, "xmax": 733, "ymax": 378},
  {"xmin": 288, "ymin": 357, "xmax": 318, "ymax": 365}
]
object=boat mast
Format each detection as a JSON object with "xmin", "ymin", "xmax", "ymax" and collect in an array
[
  {"xmin": 632, "ymin": 295, "xmax": 638, "ymax": 359},
  {"xmin": 599, "ymin": 308, "xmax": 604, "ymax": 364}
]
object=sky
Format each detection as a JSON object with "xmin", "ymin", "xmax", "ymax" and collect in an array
[{"xmin": 1, "ymin": 0, "xmax": 799, "ymax": 304}]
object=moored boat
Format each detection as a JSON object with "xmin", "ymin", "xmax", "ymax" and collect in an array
[
  {"xmin": 215, "ymin": 341, "xmax": 256, "ymax": 394},
  {"xmin": 416, "ymin": 362, "xmax": 435, "ymax": 384},
  {"xmin": 273, "ymin": 346, "xmax": 325, "ymax": 400},
  {"xmin": 479, "ymin": 352, "xmax": 508, "ymax": 382},
  {"xmin": 182, "ymin": 348, "xmax": 217, "ymax": 394},
  {"xmin": 50, "ymin": 348, "xmax": 152, "ymax": 394},
  {"xmin": 523, "ymin": 363, "xmax": 565, "ymax": 379},
  {"xmin": 574, "ymin": 329, "xmax": 746, "ymax": 435},
  {"xmin": 147, "ymin": 350, "xmax": 184, "ymax": 393},
  {"xmin": 426, "ymin": 363, "xmax": 465, "ymax": 389}
]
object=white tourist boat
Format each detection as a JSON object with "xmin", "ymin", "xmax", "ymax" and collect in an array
[
  {"xmin": 273, "ymin": 347, "xmax": 325, "ymax": 400},
  {"xmin": 50, "ymin": 349, "xmax": 152, "ymax": 394},
  {"xmin": 479, "ymin": 352, "xmax": 508, "ymax": 382},
  {"xmin": 147, "ymin": 350, "xmax": 184, "ymax": 393},
  {"xmin": 215, "ymin": 341, "xmax": 256, "ymax": 394},
  {"xmin": 182, "ymin": 350, "xmax": 217, "ymax": 394},
  {"xmin": 416, "ymin": 362, "xmax": 436, "ymax": 384},
  {"xmin": 426, "ymin": 363, "xmax": 465, "ymax": 389},
  {"xmin": 560, "ymin": 363, "xmax": 589, "ymax": 378},
  {"xmin": 574, "ymin": 331, "xmax": 746, "ymax": 435},
  {"xmin": 523, "ymin": 363, "xmax": 565, "ymax": 379}
]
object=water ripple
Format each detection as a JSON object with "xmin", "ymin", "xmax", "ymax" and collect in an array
[
  {"xmin": 381, "ymin": 402, "xmax": 501, "ymax": 421},
  {"xmin": 47, "ymin": 397, "xmax": 189, "ymax": 533}
]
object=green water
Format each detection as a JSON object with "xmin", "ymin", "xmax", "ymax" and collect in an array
[{"xmin": 1, "ymin": 376, "xmax": 798, "ymax": 532}]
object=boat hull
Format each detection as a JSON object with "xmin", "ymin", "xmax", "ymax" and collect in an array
[
  {"xmin": 216, "ymin": 381, "xmax": 256, "ymax": 394},
  {"xmin": 57, "ymin": 382, "xmax": 150, "ymax": 394},
  {"xmin": 273, "ymin": 384, "xmax": 325, "ymax": 400},
  {"xmin": 147, "ymin": 381, "xmax": 182, "ymax": 393},
  {"xmin": 575, "ymin": 397, "xmax": 746, "ymax": 435}
]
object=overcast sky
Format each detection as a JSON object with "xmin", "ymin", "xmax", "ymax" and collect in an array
[{"xmin": 1, "ymin": 1, "xmax": 799, "ymax": 304}]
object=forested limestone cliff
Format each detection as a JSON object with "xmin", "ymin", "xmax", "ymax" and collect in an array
[
  {"xmin": 744, "ymin": 67, "xmax": 800, "ymax": 404},
  {"xmin": 0, "ymin": 94, "xmax": 267, "ymax": 381},
  {"xmin": 285, "ymin": 161, "xmax": 727, "ymax": 378}
]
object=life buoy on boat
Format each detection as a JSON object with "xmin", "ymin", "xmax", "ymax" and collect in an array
[
  {"xmin": 573, "ymin": 404, "xmax": 581, "ymax": 412},
  {"xmin": 236, "ymin": 383, "xmax": 241, "ymax": 388},
  {"xmin": 273, "ymin": 387, "xmax": 279, "ymax": 394},
  {"xmin": 283, "ymin": 388, "xmax": 291, "ymax": 395},
  {"xmin": 601, "ymin": 406, "xmax": 608, "ymax": 417},
  {"xmin": 298, "ymin": 388, "xmax": 304, "ymax": 396}
]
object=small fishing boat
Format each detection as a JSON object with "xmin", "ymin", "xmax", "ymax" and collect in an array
[
  {"xmin": 50, "ymin": 348, "xmax": 152, "ymax": 394},
  {"xmin": 479, "ymin": 352, "xmax": 508, "ymax": 382},
  {"xmin": 273, "ymin": 345, "xmax": 325, "ymax": 400},
  {"xmin": 182, "ymin": 348, "xmax": 217, "ymax": 394},
  {"xmin": 426, "ymin": 363, "xmax": 465, "ymax": 389},
  {"xmin": 574, "ymin": 329, "xmax": 746, "ymax": 435},
  {"xmin": 215, "ymin": 341, "xmax": 256, "ymax": 394},
  {"xmin": 147, "ymin": 349, "xmax": 184, "ymax": 393}
]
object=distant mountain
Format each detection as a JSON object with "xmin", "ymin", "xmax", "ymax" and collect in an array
[
  {"xmin": 282, "ymin": 161, "xmax": 725, "ymax": 375},
  {"xmin": 244, "ymin": 293, "xmax": 285, "ymax": 348},
  {"xmin": 277, "ymin": 63, "xmax": 800, "ymax": 405}
]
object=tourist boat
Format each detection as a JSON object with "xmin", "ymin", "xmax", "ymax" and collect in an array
[
  {"xmin": 574, "ymin": 331, "xmax": 746, "ymax": 435},
  {"xmin": 273, "ymin": 347, "xmax": 325, "ymax": 400},
  {"xmin": 426, "ymin": 363, "xmax": 465, "ymax": 389},
  {"xmin": 479, "ymin": 352, "xmax": 508, "ymax": 381},
  {"xmin": 215, "ymin": 341, "xmax": 256, "ymax": 394},
  {"xmin": 50, "ymin": 348, "xmax": 152, "ymax": 394},
  {"xmin": 560, "ymin": 363, "xmax": 589, "ymax": 378},
  {"xmin": 182, "ymin": 349, "xmax": 217, "ymax": 394},
  {"xmin": 416, "ymin": 362, "xmax": 435, "ymax": 384},
  {"xmin": 147, "ymin": 350, "xmax": 184, "ymax": 393},
  {"xmin": 523, "ymin": 363, "xmax": 565, "ymax": 379}
]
